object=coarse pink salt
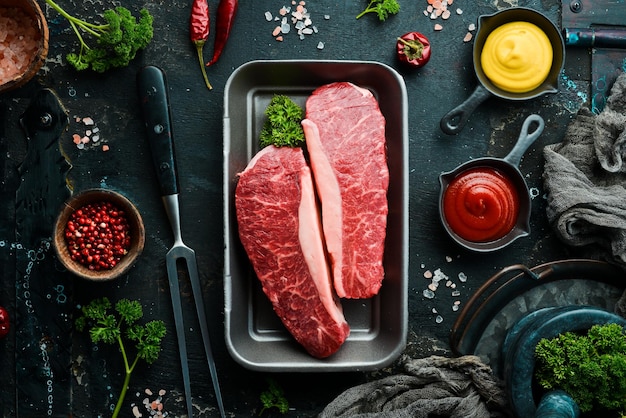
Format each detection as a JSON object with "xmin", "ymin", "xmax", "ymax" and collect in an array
[{"xmin": 0, "ymin": 7, "xmax": 41, "ymax": 84}]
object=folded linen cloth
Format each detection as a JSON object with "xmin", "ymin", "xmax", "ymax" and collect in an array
[
  {"xmin": 318, "ymin": 355, "xmax": 509, "ymax": 418},
  {"xmin": 543, "ymin": 71, "xmax": 626, "ymax": 267}
]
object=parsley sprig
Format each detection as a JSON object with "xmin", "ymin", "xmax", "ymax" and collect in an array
[
  {"xmin": 356, "ymin": 0, "xmax": 400, "ymax": 21},
  {"xmin": 535, "ymin": 323, "xmax": 626, "ymax": 413},
  {"xmin": 259, "ymin": 95, "xmax": 305, "ymax": 149},
  {"xmin": 259, "ymin": 378, "xmax": 289, "ymax": 415},
  {"xmin": 76, "ymin": 297, "xmax": 166, "ymax": 418},
  {"xmin": 44, "ymin": 0, "xmax": 154, "ymax": 72}
]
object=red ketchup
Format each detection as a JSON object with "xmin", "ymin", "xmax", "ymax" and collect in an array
[{"xmin": 443, "ymin": 167, "xmax": 519, "ymax": 242}]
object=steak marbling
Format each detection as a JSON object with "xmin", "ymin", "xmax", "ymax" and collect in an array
[
  {"xmin": 235, "ymin": 145, "xmax": 350, "ymax": 358},
  {"xmin": 304, "ymin": 82, "xmax": 389, "ymax": 299}
]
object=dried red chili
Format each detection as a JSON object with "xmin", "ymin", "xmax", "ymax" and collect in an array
[
  {"xmin": 205, "ymin": 0, "xmax": 238, "ymax": 66},
  {"xmin": 396, "ymin": 32, "xmax": 431, "ymax": 68},
  {"xmin": 190, "ymin": 0, "xmax": 212, "ymax": 89},
  {"xmin": 64, "ymin": 201, "xmax": 131, "ymax": 271},
  {"xmin": 0, "ymin": 306, "xmax": 9, "ymax": 339}
]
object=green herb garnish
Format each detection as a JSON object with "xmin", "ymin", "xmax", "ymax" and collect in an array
[
  {"xmin": 535, "ymin": 323, "xmax": 626, "ymax": 413},
  {"xmin": 76, "ymin": 297, "xmax": 166, "ymax": 418},
  {"xmin": 259, "ymin": 378, "xmax": 289, "ymax": 415},
  {"xmin": 356, "ymin": 0, "xmax": 400, "ymax": 21},
  {"xmin": 44, "ymin": 0, "xmax": 154, "ymax": 72},
  {"xmin": 259, "ymin": 95, "xmax": 305, "ymax": 148}
]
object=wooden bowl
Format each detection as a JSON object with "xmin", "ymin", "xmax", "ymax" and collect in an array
[
  {"xmin": 0, "ymin": 0, "xmax": 49, "ymax": 94},
  {"xmin": 53, "ymin": 189, "xmax": 146, "ymax": 281}
]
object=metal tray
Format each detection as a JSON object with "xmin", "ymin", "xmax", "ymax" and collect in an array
[{"xmin": 223, "ymin": 60, "xmax": 408, "ymax": 372}]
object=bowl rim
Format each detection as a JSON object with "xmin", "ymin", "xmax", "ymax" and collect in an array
[{"xmin": 53, "ymin": 188, "xmax": 146, "ymax": 281}]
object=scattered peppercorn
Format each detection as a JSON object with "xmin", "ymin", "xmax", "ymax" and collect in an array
[
  {"xmin": 64, "ymin": 201, "xmax": 131, "ymax": 271},
  {"xmin": 0, "ymin": 306, "xmax": 9, "ymax": 339}
]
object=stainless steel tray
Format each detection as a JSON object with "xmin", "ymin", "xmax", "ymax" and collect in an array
[{"xmin": 223, "ymin": 60, "xmax": 408, "ymax": 372}]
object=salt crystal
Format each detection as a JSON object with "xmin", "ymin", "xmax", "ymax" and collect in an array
[
  {"xmin": 145, "ymin": 389, "xmax": 153, "ymax": 396},
  {"xmin": 281, "ymin": 23, "xmax": 291, "ymax": 33},
  {"xmin": 463, "ymin": 32, "xmax": 473, "ymax": 42},
  {"xmin": 102, "ymin": 144, "xmax": 110, "ymax": 152},
  {"xmin": 423, "ymin": 289, "xmax": 435, "ymax": 299},
  {"xmin": 275, "ymin": 36, "xmax": 284, "ymax": 41},
  {"xmin": 82, "ymin": 117, "xmax": 94, "ymax": 126},
  {"xmin": 264, "ymin": 11, "xmax": 273, "ymax": 21},
  {"xmin": 92, "ymin": 127, "xmax": 99, "ymax": 133},
  {"xmin": 86, "ymin": 129, "xmax": 92, "ymax": 136},
  {"xmin": 272, "ymin": 26, "xmax": 282, "ymax": 36},
  {"xmin": 458, "ymin": 272, "xmax": 467, "ymax": 282},
  {"xmin": 316, "ymin": 41, "xmax": 324, "ymax": 49},
  {"xmin": 468, "ymin": 23, "xmax": 476, "ymax": 31},
  {"xmin": 158, "ymin": 389, "xmax": 166, "ymax": 396},
  {"xmin": 432, "ymin": 308, "xmax": 438, "ymax": 313},
  {"xmin": 434, "ymin": 23, "xmax": 443, "ymax": 31},
  {"xmin": 451, "ymin": 290, "xmax": 461, "ymax": 297},
  {"xmin": 424, "ymin": 270, "xmax": 433, "ymax": 279},
  {"xmin": 132, "ymin": 405, "xmax": 142, "ymax": 417},
  {"xmin": 457, "ymin": 8, "xmax": 463, "ymax": 14},
  {"xmin": 452, "ymin": 305, "xmax": 459, "ymax": 312},
  {"xmin": 324, "ymin": 14, "xmax": 330, "ymax": 20},
  {"xmin": 445, "ymin": 256, "xmax": 452, "ymax": 262},
  {"xmin": 428, "ymin": 283, "xmax": 438, "ymax": 292},
  {"xmin": 92, "ymin": 135, "xmax": 100, "ymax": 142},
  {"xmin": 435, "ymin": 315, "xmax": 444, "ymax": 324}
]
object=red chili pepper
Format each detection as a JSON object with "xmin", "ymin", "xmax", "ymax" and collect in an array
[
  {"xmin": 190, "ymin": 0, "xmax": 212, "ymax": 89},
  {"xmin": 396, "ymin": 32, "xmax": 431, "ymax": 68},
  {"xmin": 0, "ymin": 306, "xmax": 9, "ymax": 339},
  {"xmin": 205, "ymin": 0, "xmax": 238, "ymax": 67}
]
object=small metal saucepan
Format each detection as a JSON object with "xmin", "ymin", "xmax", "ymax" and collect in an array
[
  {"xmin": 440, "ymin": 8, "xmax": 564, "ymax": 135},
  {"xmin": 438, "ymin": 114, "xmax": 544, "ymax": 252}
]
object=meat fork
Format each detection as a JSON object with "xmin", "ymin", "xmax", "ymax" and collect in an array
[{"xmin": 137, "ymin": 65, "xmax": 225, "ymax": 418}]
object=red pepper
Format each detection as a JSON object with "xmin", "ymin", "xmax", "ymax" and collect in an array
[
  {"xmin": 190, "ymin": 0, "xmax": 212, "ymax": 89},
  {"xmin": 205, "ymin": 0, "xmax": 238, "ymax": 67},
  {"xmin": 396, "ymin": 32, "xmax": 431, "ymax": 68},
  {"xmin": 0, "ymin": 306, "xmax": 9, "ymax": 339}
]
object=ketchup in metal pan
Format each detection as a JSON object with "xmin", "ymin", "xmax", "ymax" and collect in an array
[{"xmin": 443, "ymin": 167, "xmax": 519, "ymax": 242}]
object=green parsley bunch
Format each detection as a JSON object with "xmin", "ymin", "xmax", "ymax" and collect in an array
[
  {"xmin": 535, "ymin": 323, "xmax": 626, "ymax": 413},
  {"xmin": 259, "ymin": 95, "xmax": 305, "ymax": 148},
  {"xmin": 44, "ymin": 0, "xmax": 154, "ymax": 72},
  {"xmin": 76, "ymin": 297, "xmax": 166, "ymax": 418},
  {"xmin": 356, "ymin": 0, "xmax": 400, "ymax": 21}
]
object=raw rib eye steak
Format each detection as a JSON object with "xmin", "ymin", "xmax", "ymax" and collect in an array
[
  {"xmin": 235, "ymin": 145, "xmax": 350, "ymax": 358},
  {"xmin": 304, "ymin": 82, "xmax": 389, "ymax": 299}
]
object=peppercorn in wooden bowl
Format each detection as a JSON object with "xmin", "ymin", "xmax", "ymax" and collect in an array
[
  {"xmin": 53, "ymin": 189, "xmax": 145, "ymax": 281},
  {"xmin": 0, "ymin": 0, "xmax": 49, "ymax": 94}
]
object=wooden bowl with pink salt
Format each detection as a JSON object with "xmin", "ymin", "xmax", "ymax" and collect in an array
[{"xmin": 0, "ymin": 0, "xmax": 49, "ymax": 94}]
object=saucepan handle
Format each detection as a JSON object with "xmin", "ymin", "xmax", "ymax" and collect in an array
[
  {"xmin": 439, "ymin": 84, "xmax": 492, "ymax": 135},
  {"xmin": 503, "ymin": 114, "xmax": 545, "ymax": 167}
]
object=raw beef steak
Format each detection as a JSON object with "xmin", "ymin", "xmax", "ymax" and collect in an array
[
  {"xmin": 304, "ymin": 82, "xmax": 389, "ymax": 299},
  {"xmin": 235, "ymin": 145, "xmax": 350, "ymax": 358}
]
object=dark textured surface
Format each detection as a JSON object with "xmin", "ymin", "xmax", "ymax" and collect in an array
[{"xmin": 0, "ymin": 0, "xmax": 620, "ymax": 416}]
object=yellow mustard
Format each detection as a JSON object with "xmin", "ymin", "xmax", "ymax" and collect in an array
[{"xmin": 480, "ymin": 21, "xmax": 553, "ymax": 93}]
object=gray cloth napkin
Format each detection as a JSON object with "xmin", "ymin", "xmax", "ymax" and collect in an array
[
  {"xmin": 543, "ymin": 71, "xmax": 626, "ymax": 266},
  {"xmin": 319, "ymin": 355, "xmax": 509, "ymax": 418}
]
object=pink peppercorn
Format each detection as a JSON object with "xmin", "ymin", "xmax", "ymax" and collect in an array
[{"xmin": 64, "ymin": 201, "xmax": 131, "ymax": 271}]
